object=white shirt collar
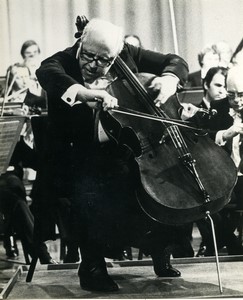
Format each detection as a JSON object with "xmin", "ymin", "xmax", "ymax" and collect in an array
[{"xmin": 202, "ymin": 97, "xmax": 211, "ymax": 109}]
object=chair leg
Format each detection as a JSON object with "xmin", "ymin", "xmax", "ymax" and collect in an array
[
  {"xmin": 26, "ymin": 256, "xmax": 38, "ymax": 282},
  {"xmin": 60, "ymin": 239, "xmax": 66, "ymax": 261},
  {"xmin": 237, "ymin": 211, "xmax": 243, "ymax": 244},
  {"xmin": 138, "ymin": 249, "xmax": 143, "ymax": 260},
  {"xmin": 21, "ymin": 241, "xmax": 31, "ymax": 265}
]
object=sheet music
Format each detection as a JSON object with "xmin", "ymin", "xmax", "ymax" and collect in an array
[{"xmin": 0, "ymin": 118, "xmax": 25, "ymax": 175}]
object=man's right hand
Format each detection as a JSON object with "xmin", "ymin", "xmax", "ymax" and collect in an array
[
  {"xmin": 97, "ymin": 91, "xmax": 118, "ymax": 111},
  {"xmin": 80, "ymin": 90, "xmax": 118, "ymax": 111}
]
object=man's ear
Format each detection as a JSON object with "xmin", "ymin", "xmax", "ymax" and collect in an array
[{"xmin": 203, "ymin": 81, "xmax": 208, "ymax": 91}]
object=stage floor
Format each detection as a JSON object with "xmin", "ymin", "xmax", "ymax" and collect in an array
[{"xmin": 2, "ymin": 256, "xmax": 243, "ymax": 299}]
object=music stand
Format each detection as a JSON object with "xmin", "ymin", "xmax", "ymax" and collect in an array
[
  {"xmin": 0, "ymin": 116, "xmax": 25, "ymax": 175},
  {"xmin": 178, "ymin": 88, "xmax": 204, "ymax": 105}
]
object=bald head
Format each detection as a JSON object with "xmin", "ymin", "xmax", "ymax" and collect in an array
[
  {"xmin": 227, "ymin": 65, "xmax": 243, "ymax": 92},
  {"xmin": 227, "ymin": 65, "xmax": 243, "ymax": 112}
]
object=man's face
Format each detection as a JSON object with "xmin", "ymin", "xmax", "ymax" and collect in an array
[
  {"xmin": 78, "ymin": 41, "xmax": 116, "ymax": 83},
  {"xmin": 23, "ymin": 45, "xmax": 39, "ymax": 59},
  {"xmin": 205, "ymin": 72, "xmax": 226, "ymax": 102}
]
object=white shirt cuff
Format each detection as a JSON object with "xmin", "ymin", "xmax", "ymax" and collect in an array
[
  {"xmin": 162, "ymin": 72, "xmax": 179, "ymax": 82},
  {"xmin": 61, "ymin": 84, "xmax": 82, "ymax": 106},
  {"xmin": 215, "ymin": 130, "xmax": 227, "ymax": 146}
]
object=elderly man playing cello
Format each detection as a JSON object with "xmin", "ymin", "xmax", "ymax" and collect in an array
[{"xmin": 35, "ymin": 17, "xmax": 189, "ymax": 292}]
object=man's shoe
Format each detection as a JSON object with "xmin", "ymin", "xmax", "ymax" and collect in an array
[
  {"xmin": 6, "ymin": 249, "xmax": 19, "ymax": 259},
  {"xmin": 40, "ymin": 257, "xmax": 58, "ymax": 264},
  {"xmin": 48, "ymin": 258, "xmax": 58, "ymax": 265},
  {"xmin": 152, "ymin": 250, "xmax": 181, "ymax": 278},
  {"xmin": 79, "ymin": 264, "xmax": 119, "ymax": 292},
  {"xmin": 154, "ymin": 263, "xmax": 181, "ymax": 277},
  {"xmin": 196, "ymin": 243, "xmax": 207, "ymax": 257},
  {"xmin": 123, "ymin": 247, "xmax": 133, "ymax": 260}
]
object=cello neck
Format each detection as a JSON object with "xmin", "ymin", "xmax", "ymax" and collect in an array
[{"xmin": 114, "ymin": 56, "xmax": 167, "ymax": 118}]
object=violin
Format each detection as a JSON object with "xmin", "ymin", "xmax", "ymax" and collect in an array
[{"xmin": 75, "ymin": 16, "xmax": 237, "ymax": 225}]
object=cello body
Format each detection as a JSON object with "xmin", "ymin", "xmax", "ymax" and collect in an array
[{"xmin": 100, "ymin": 73, "xmax": 237, "ymax": 225}]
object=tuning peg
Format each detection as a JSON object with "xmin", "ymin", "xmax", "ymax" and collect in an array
[{"xmin": 74, "ymin": 15, "xmax": 89, "ymax": 38}]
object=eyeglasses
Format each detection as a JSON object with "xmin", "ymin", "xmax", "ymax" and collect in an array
[
  {"xmin": 227, "ymin": 91, "xmax": 243, "ymax": 101},
  {"xmin": 79, "ymin": 49, "xmax": 114, "ymax": 68}
]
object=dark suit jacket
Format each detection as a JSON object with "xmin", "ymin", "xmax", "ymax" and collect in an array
[
  {"xmin": 34, "ymin": 42, "xmax": 189, "ymax": 240},
  {"xmin": 198, "ymin": 98, "xmax": 233, "ymax": 145},
  {"xmin": 209, "ymin": 98, "xmax": 233, "ymax": 138}
]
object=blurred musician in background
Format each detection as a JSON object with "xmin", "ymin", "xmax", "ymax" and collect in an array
[
  {"xmin": 186, "ymin": 44, "xmax": 220, "ymax": 88},
  {"xmin": 213, "ymin": 40, "xmax": 233, "ymax": 69},
  {"xmin": 181, "ymin": 65, "xmax": 243, "ymax": 256},
  {"xmin": 200, "ymin": 64, "xmax": 243, "ymax": 256},
  {"xmin": 0, "ymin": 55, "xmax": 47, "ymax": 259},
  {"xmin": 0, "ymin": 169, "xmax": 56, "ymax": 264},
  {"xmin": 216, "ymin": 65, "xmax": 243, "ymax": 209},
  {"xmin": 124, "ymin": 34, "xmax": 142, "ymax": 47},
  {"xmin": 181, "ymin": 66, "xmax": 227, "ymax": 125},
  {"xmin": 20, "ymin": 40, "xmax": 41, "ymax": 74},
  {"xmin": 2, "ymin": 39, "xmax": 46, "ymax": 116}
]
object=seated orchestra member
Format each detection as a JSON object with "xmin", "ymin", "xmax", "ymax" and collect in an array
[
  {"xmin": 0, "ymin": 172, "xmax": 55, "ymax": 264},
  {"xmin": 186, "ymin": 44, "xmax": 220, "ymax": 88},
  {"xmin": 20, "ymin": 40, "xmax": 47, "ymax": 109},
  {"xmin": 182, "ymin": 65, "xmax": 243, "ymax": 256},
  {"xmin": 0, "ymin": 62, "xmax": 55, "ymax": 263},
  {"xmin": 212, "ymin": 65, "xmax": 243, "ymax": 253},
  {"xmin": 20, "ymin": 40, "xmax": 41, "ymax": 80},
  {"xmin": 35, "ymin": 17, "xmax": 190, "ymax": 292},
  {"xmin": 182, "ymin": 66, "xmax": 227, "ymax": 119},
  {"xmin": 4, "ymin": 63, "xmax": 46, "ymax": 113},
  {"xmin": 213, "ymin": 40, "xmax": 233, "ymax": 69}
]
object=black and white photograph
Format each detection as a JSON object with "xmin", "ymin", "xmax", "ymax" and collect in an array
[{"xmin": 0, "ymin": 0, "xmax": 243, "ymax": 298}]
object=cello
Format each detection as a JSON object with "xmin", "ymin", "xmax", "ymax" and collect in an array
[{"xmin": 75, "ymin": 15, "xmax": 237, "ymax": 226}]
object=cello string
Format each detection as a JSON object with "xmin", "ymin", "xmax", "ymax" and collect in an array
[
  {"xmin": 170, "ymin": 125, "xmax": 189, "ymax": 156},
  {"xmin": 171, "ymin": 125, "xmax": 189, "ymax": 157},
  {"xmin": 115, "ymin": 56, "xmax": 194, "ymax": 159},
  {"xmin": 167, "ymin": 126, "xmax": 185, "ymax": 157},
  {"xmin": 115, "ymin": 57, "xmax": 165, "ymax": 117}
]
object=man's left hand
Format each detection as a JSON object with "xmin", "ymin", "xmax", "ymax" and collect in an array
[{"xmin": 149, "ymin": 75, "xmax": 179, "ymax": 106}]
